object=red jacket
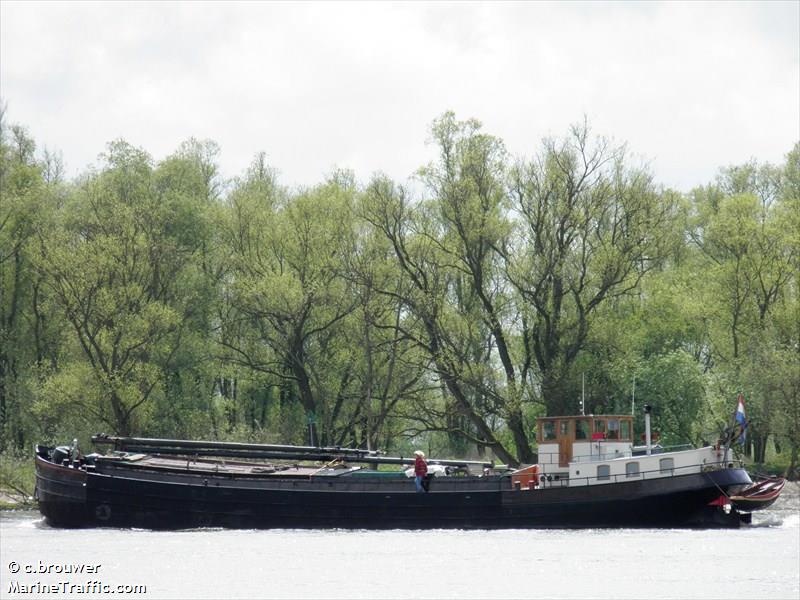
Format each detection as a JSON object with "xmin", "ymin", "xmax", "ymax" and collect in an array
[{"xmin": 414, "ymin": 456, "xmax": 427, "ymax": 477}]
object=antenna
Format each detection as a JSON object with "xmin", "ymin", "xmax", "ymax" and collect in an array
[
  {"xmin": 631, "ymin": 375, "xmax": 636, "ymax": 416},
  {"xmin": 581, "ymin": 373, "xmax": 586, "ymax": 416}
]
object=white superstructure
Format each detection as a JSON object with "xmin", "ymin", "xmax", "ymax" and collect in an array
[{"xmin": 511, "ymin": 413, "xmax": 728, "ymax": 490}]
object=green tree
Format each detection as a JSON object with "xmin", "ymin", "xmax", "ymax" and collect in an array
[
  {"xmin": 0, "ymin": 114, "xmax": 68, "ymax": 450},
  {"xmin": 635, "ymin": 350, "xmax": 706, "ymax": 445},
  {"xmin": 362, "ymin": 172, "xmax": 522, "ymax": 465},
  {"xmin": 689, "ymin": 147, "xmax": 799, "ymax": 462},
  {"xmin": 363, "ymin": 115, "xmax": 683, "ymax": 465},
  {"xmin": 0, "ymin": 117, "xmax": 41, "ymax": 448},
  {"xmin": 506, "ymin": 120, "xmax": 681, "ymax": 418},
  {"xmin": 32, "ymin": 140, "xmax": 214, "ymax": 435},
  {"xmin": 221, "ymin": 168, "xmax": 366, "ymax": 445}
]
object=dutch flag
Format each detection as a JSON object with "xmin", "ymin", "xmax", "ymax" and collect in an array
[{"xmin": 735, "ymin": 393, "xmax": 747, "ymax": 445}]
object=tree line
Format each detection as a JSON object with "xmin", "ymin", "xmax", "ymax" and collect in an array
[{"xmin": 1, "ymin": 109, "xmax": 797, "ymax": 472}]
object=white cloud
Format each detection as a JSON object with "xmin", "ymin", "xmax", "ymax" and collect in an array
[{"xmin": 1, "ymin": 1, "xmax": 797, "ymax": 191}]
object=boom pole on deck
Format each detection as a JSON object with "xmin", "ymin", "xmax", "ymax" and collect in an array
[
  {"xmin": 91, "ymin": 434, "xmax": 494, "ymax": 469},
  {"xmin": 92, "ymin": 434, "xmax": 382, "ymax": 456}
]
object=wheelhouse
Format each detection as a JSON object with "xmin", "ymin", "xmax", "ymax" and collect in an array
[{"xmin": 537, "ymin": 415, "xmax": 635, "ymax": 468}]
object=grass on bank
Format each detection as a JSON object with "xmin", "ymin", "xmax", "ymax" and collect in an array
[{"xmin": 0, "ymin": 452, "xmax": 35, "ymax": 509}]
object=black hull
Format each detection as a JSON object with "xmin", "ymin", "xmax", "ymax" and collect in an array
[{"xmin": 35, "ymin": 456, "xmax": 752, "ymax": 530}]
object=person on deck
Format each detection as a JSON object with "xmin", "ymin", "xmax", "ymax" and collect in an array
[{"xmin": 414, "ymin": 450, "xmax": 428, "ymax": 493}]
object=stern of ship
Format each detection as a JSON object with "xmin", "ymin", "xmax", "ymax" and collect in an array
[{"xmin": 689, "ymin": 466, "xmax": 753, "ymax": 527}]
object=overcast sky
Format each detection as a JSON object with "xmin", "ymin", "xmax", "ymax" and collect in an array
[{"xmin": 1, "ymin": 1, "xmax": 798, "ymax": 192}]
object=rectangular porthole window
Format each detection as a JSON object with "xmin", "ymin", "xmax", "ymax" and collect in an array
[
  {"xmin": 597, "ymin": 465, "xmax": 610, "ymax": 481},
  {"xmin": 626, "ymin": 462, "xmax": 640, "ymax": 478},
  {"xmin": 659, "ymin": 458, "xmax": 675, "ymax": 475}
]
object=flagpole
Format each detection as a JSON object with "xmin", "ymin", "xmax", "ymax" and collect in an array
[
  {"xmin": 722, "ymin": 393, "xmax": 736, "ymax": 465},
  {"xmin": 723, "ymin": 391, "xmax": 747, "ymax": 465}
]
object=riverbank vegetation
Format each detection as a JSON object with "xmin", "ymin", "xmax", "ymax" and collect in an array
[{"xmin": 1, "ymin": 108, "xmax": 797, "ymax": 476}]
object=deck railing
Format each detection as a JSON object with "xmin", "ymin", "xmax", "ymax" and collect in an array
[{"xmin": 525, "ymin": 458, "xmax": 745, "ymax": 490}]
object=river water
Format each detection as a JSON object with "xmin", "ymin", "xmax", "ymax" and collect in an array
[{"xmin": 1, "ymin": 484, "xmax": 798, "ymax": 600}]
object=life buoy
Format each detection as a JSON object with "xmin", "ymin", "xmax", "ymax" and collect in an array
[{"xmin": 95, "ymin": 504, "xmax": 111, "ymax": 521}]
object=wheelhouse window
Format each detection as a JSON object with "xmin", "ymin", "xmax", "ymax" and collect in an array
[
  {"xmin": 597, "ymin": 465, "xmax": 610, "ymax": 481},
  {"xmin": 620, "ymin": 420, "xmax": 631, "ymax": 440},
  {"xmin": 575, "ymin": 420, "xmax": 590, "ymax": 440},
  {"xmin": 626, "ymin": 462, "xmax": 640, "ymax": 478},
  {"xmin": 659, "ymin": 458, "xmax": 675, "ymax": 475},
  {"xmin": 542, "ymin": 421, "xmax": 556, "ymax": 441},
  {"xmin": 607, "ymin": 419, "xmax": 620, "ymax": 440},
  {"xmin": 559, "ymin": 420, "xmax": 570, "ymax": 437},
  {"xmin": 594, "ymin": 419, "xmax": 606, "ymax": 437}
]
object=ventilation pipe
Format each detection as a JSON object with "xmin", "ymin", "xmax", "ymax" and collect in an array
[{"xmin": 644, "ymin": 405, "xmax": 652, "ymax": 455}]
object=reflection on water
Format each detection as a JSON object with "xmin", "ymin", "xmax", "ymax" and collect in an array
[{"xmin": 1, "ymin": 483, "xmax": 798, "ymax": 599}]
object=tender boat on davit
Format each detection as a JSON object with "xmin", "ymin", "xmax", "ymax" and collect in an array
[{"xmin": 35, "ymin": 406, "xmax": 780, "ymax": 530}]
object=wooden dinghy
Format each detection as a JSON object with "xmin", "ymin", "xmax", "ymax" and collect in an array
[{"xmin": 729, "ymin": 477, "xmax": 786, "ymax": 512}]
